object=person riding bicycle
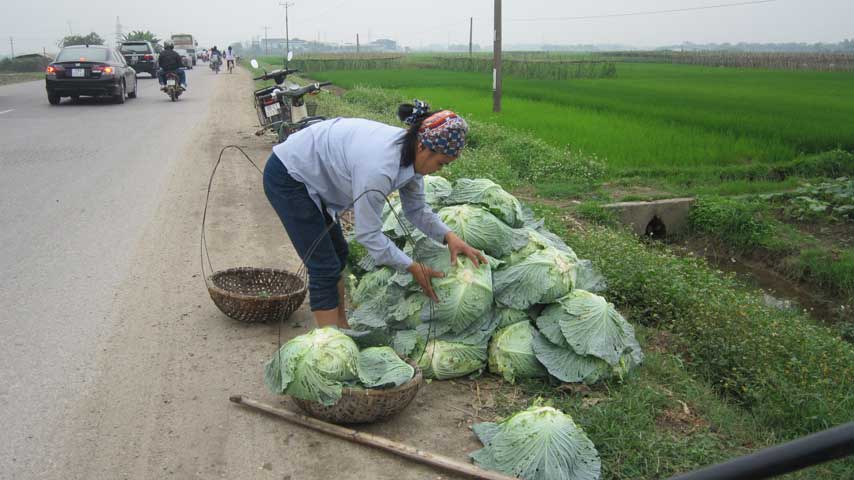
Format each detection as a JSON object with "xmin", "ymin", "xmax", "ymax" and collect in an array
[
  {"xmin": 157, "ymin": 40, "xmax": 187, "ymax": 90},
  {"xmin": 225, "ymin": 46, "xmax": 235, "ymax": 72}
]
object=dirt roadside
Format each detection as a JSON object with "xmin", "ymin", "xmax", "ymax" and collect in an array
[
  {"xmin": 0, "ymin": 72, "xmax": 43, "ymax": 86},
  {"xmin": 52, "ymin": 67, "xmax": 484, "ymax": 480}
]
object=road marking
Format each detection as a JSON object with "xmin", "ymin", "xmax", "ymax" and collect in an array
[{"xmin": 0, "ymin": 109, "xmax": 14, "ymax": 115}]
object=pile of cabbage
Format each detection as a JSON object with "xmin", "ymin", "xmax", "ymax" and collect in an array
[
  {"xmin": 264, "ymin": 327, "xmax": 414, "ymax": 406},
  {"xmin": 264, "ymin": 178, "xmax": 633, "ymax": 480},
  {"xmin": 346, "ymin": 177, "xmax": 643, "ymax": 385}
]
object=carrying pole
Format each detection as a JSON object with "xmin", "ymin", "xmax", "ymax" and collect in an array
[{"xmin": 230, "ymin": 395, "xmax": 517, "ymax": 480}]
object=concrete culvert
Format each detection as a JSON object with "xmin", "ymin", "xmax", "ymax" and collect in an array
[{"xmin": 645, "ymin": 215, "xmax": 667, "ymax": 239}]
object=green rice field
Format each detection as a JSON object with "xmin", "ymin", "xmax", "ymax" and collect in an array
[{"xmin": 300, "ymin": 63, "xmax": 854, "ymax": 176}]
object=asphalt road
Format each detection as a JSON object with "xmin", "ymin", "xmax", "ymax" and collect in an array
[
  {"xmin": 0, "ymin": 65, "xmax": 481, "ymax": 480},
  {"xmin": 0, "ymin": 68, "xmax": 216, "ymax": 478}
]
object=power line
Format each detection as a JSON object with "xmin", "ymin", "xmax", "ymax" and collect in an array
[{"xmin": 509, "ymin": 0, "xmax": 777, "ymax": 22}]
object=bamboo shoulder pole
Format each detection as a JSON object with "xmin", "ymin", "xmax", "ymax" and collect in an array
[{"xmin": 230, "ymin": 395, "xmax": 517, "ymax": 480}]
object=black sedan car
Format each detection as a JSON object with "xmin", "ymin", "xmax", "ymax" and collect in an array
[
  {"xmin": 45, "ymin": 45, "xmax": 138, "ymax": 105},
  {"xmin": 119, "ymin": 41, "xmax": 158, "ymax": 77}
]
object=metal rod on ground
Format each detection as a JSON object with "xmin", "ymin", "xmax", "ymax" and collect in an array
[
  {"xmin": 230, "ymin": 395, "xmax": 518, "ymax": 480},
  {"xmin": 667, "ymin": 422, "xmax": 854, "ymax": 480}
]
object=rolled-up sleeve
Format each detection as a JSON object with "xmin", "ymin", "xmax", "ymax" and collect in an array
[
  {"xmin": 399, "ymin": 176, "xmax": 452, "ymax": 243},
  {"xmin": 353, "ymin": 173, "xmax": 413, "ymax": 272}
]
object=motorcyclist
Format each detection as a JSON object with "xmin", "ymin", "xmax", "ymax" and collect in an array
[
  {"xmin": 210, "ymin": 46, "xmax": 222, "ymax": 69},
  {"xmin": 225, "ymin": 46, "xmax": 235, "ymax": 71},
  {"xmin": 157, "ymin": 40, "xmax": 187, "ymax": 90}
]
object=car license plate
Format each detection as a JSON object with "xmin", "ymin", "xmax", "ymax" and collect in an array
[
  {"xmin": 71, "ymin": 68, "xmax": 85, "ymax": 78},
  {"xmin": 167, "ymin": 79, "xmax": 176, "ymax": 86},
  {"xmin": 265, "ymin": 103, "xmax": 281, "ymax": 118}
]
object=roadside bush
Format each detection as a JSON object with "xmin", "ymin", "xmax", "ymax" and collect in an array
[
  {"xmin": 0, "ymin": 56, "xmax": 49, "ymax": 73},
  {"xmin": 688, "ymin": 196, "xmax": 775, "ymax": 252},
  {"xmin": 795, "ymin": 247, "xmax": 854, "ymax": 300},
  {"xmin": 774, "ymin": 149, "xmax": 854, "ymax": 179}
]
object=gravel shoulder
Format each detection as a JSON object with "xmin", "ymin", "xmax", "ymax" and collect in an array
[{"xmin": 52, "ymin": 67, "xmax": 481, "ymax": 480}]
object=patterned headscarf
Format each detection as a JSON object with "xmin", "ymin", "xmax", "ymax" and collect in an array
[
  {"xmin": 417, "ymin": 110, "xmax": 469, "ymax": 158},
  {"xmin": 403, "ymin": 99, "xmax": 431, "ymax": 126}
]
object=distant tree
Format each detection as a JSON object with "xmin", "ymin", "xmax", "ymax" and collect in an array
[
  {"xmin": 123, "ymin": 30, "xmax": 161, "ymax": 46},
  {"xmin": 59, "ymin": 32, "xmax": 105, "ymax": 48}
]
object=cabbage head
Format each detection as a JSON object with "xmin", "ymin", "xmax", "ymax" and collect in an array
[
  {"xmin": 420, "ymin": 302, "xmax": 498, "ymax": 347},
  {"xmin": 402, "ymin": 238, "xmax": 495, "ymax": 335},
  {"xmin": 493, "ymin": 247, "xmax": 578, "ymax": 310},
  {"xmin": 350, "ymin": 267, "xmax": 395, "ymax": 309},
  {"xmin": 381, "ymin": 195, "xmax": 415, "ymax": 241},
  {"xmin": 415, "ymin": 339, "xmax": 487, "ymax": 380},
  {"xmin": 357, "ymin": 346, "xmax": 414, "ymax": 389},
  {"xmin": 446, "ymin": 178, "xmax": 525, "ymax": 227},
  {"xmin": 430, "ymin": 257, "xmax": 493, "ymax": 333},
  {"xmin": 488, "ymin": 321, "xmax": 547, "ymax": 383},
  {"xmin": 495, "ymin": 307, "xmax": 530, "ymax": 329},
  {"xmin": 264, "ymin": 328, "xmax": 360, "ymax": 406},
  {"xmin": 531, "ymin": 291, "xmax": 643, "ymax": 384},
  {"xmin": 504, "ymin": 227, "xmax": 578, "ymax": 267},
  {"xmin": 547, "ymin": 290, "xmax": 642, "ymax": 366},
  {"xmin": 438, "ymin": 205, "xmax": 520, "ymax": 258},
  {"xmin": 531, "ymin": 330, "xmax": 620, "ymax": 384},
  {"xmin": 424, "ymin": 175, "xmax": 452, "ymax": 206},
  {"xmin": 471, "ymin": 405, "xmax": 601, "ymax": 480}
]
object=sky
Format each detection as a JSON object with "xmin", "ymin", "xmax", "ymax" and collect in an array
[{"xmin": 2, "ymin": 0, "xmax": 852, "ymax": 55}]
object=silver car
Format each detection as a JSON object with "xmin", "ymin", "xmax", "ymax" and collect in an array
[{"xmin": 174, "ymin": 49, "xmax": 193, "ymax": 69}]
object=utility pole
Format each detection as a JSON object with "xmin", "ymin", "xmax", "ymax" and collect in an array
[
  {"xmin": 263, "ymin": 26, "xmax": 270, "ymax": 55},
  {"xmin": 9, "ymin": 37, "xmax": 14, "ymax": 58},
  {"xmin": 493, "ymin": 0, "xmax": 502, "ymax": 112},
  {"xmin": 115, "ymin": 16, "xmax": 122, "ymax": 47},
  {"xmin": 279, "ymin": 1, "xmax": 294, "ymax": 67},
  {"xmin": 469, "ymin": 17, "xmax": 473, "ymax": 57},
  {"xmin": 356, "ymin": 34, "xmax": 360, "ymax": 54}
]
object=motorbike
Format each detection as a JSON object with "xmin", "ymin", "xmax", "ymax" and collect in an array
[
  {"xmin": 163, "ymin": 70, "xmax": 184, "ymax": 102},
  {"xmin": 210, "ymin": 54, "xmax": 221, "ymax": 74},
  {"xmin": 250, "ymin": 57, "xmax": 331, "ymax": 143}
]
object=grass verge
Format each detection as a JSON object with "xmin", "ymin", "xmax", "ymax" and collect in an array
[
  {"xmin": 254, "ymin": 70, "xmax": 854, "ymax": 477},
  {"xmin": 0, "ymin": 72, "xmax": 43, "ymax": 86}
]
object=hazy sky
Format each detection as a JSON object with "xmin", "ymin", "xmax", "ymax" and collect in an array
[{"xmin": 3, "ymin": 0, "xmax": 852, "ymax": 55}]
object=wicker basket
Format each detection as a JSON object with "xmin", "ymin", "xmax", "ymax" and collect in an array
[
  {"xmin": 292, "ymin": 360, "xmax": 423, "ymax": 424},
  {"xmin": 207, "ymin": 267, "xmax": 306, "ymax": 323}
]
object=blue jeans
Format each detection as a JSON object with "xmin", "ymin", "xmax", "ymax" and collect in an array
[
  {"xmin": 263, "ymin": 153, "xmax": 349, "ymax": 311},
  {"xmin": 158, "ymin": 69, "xmax": 186, "ymax": 87}
]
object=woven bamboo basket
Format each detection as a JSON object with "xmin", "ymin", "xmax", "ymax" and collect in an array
[
  {"xmin": 292, "ymin": 360, "xmax": 423, "ymax": 424},
  {"xmin": 207, "ymin": 267, "xmax": 306, "ymax": 323}
]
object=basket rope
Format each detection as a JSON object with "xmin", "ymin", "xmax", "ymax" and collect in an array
[{"xmin": 201, "ymin": 146, "xmax": 438, "ymax": 368}]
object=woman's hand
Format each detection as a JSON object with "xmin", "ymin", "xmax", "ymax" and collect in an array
[
  {"xmin": 407, "ymin": 262, "xmax": 444, "ymax": 302},
  {"xmin": 445, "ymin": 232, "xmax": 488, "ymax": 267}
]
